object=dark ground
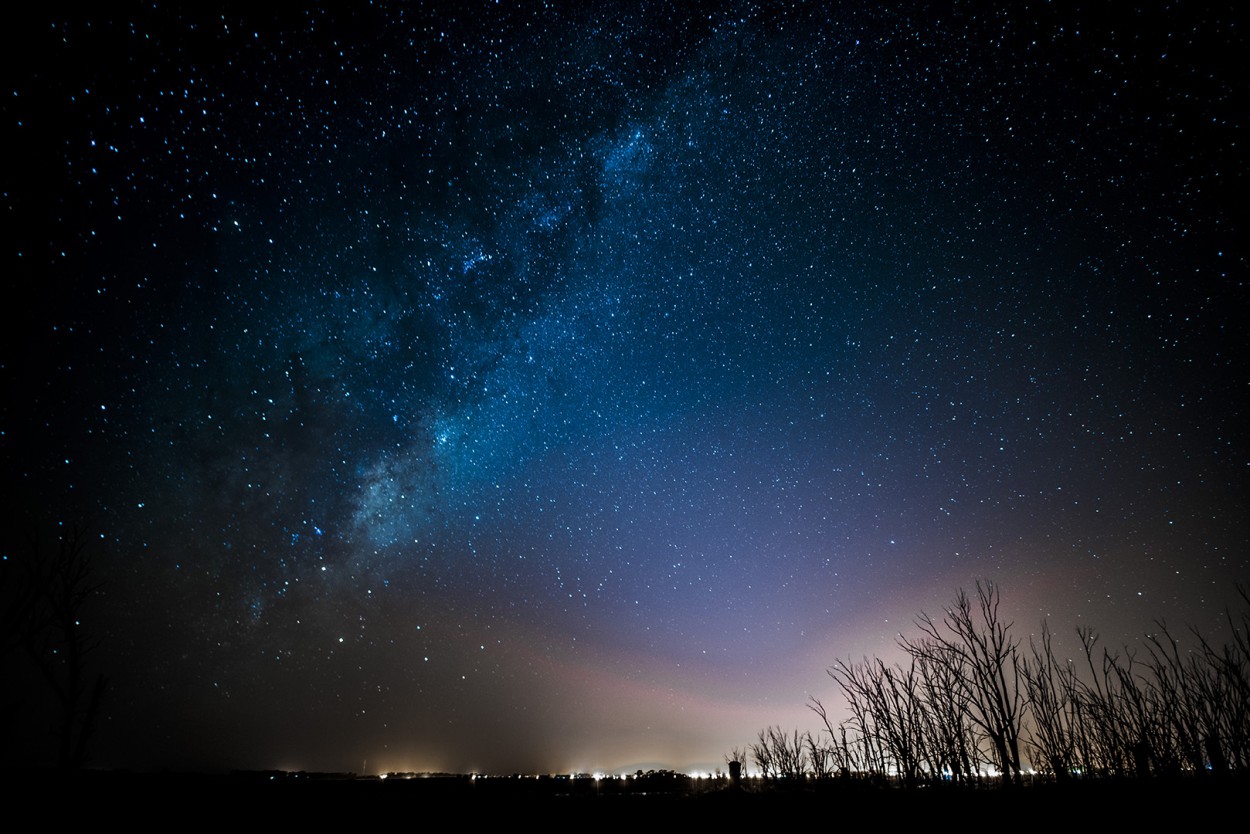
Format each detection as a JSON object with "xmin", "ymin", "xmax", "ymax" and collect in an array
[{"xmin": 8, "ymin": 771, "xmax": 1244, "ymax": 825}]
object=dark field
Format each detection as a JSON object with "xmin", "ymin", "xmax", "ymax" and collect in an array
[{"xmin": 11, "ymin": 771, "xmax": 1244, "ymax": 825}]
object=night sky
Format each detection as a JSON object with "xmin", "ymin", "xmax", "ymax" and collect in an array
[{"xmin": 3, "ymin": 2, "xmax": 1245, "ymax": 775}]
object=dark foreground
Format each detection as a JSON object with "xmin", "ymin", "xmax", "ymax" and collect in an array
[{"xmin": 7, "ymin": 771, "xmax": 1245, "ymax": 825}]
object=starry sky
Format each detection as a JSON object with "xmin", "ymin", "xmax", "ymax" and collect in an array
[{"xmin": 3, "ymin": 2, "xmax": 1245, "ymax": 775}]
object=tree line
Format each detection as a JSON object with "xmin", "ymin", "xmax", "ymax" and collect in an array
[{"xmin": 737, "ymin": 581, "xmax": 1249, "ymax": 786}]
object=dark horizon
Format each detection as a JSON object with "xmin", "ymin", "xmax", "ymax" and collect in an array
[{"xmin": 3, "ymin": 3, "xmax": 1245, "ymax": 775}]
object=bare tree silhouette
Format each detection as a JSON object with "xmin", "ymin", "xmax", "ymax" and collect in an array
[
  {"xmin": 750, "ymin": 726, "xmax": 808, "ymax": 781},
  {"xmin": 901, "ymin": 581, "xmax": 1024, "ymax": 784},
  {"xmin": 19, "ymin": 526, "xmax": 109, "ymax": 770},
  {"xmin": 1022, "ymin": 621, "xmax": 1079, "ymax": 778},
  {"xmin": 807, "ymin": 583, "xmax": 1250, "ymax": 786}
]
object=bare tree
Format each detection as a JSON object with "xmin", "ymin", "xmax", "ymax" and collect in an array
[
  {"xmin": 749, "ymin": 731, "xmax": 774, "ymax": 780},
  {"xmin": 914, "ymin": 639, "xmax": 983, "ymax": 782},
  {"xmin": 804, "ymin": 729, "xmax": 833, "ymax": 779},
  {"xmin": 21, "ymin": 526, "xmax": 110, "ymax": 770},
  {"xmin": 816, "ymin": 660, "xmax": 888, "ymax": 777},
  {"xmin": 750, "ymin": 726, "xmax": 808, "ymax": 781},
  {"xmin": 901, "ymin": 581, "xmax": 1025, "ymax": 784},
  {"xmin": 1022, "ymin": 621, "xmax": 1080, "ymax": 778},
  {"xmin": 808, "ymin": 583, "xmax": 1250, "ymax": 786},
  {"xmin": 1195, "ymin": 586, "xmax": 1250, "ymax": 770},
  {"xmin": 809, "ymin": 695, "xmax": 860, "ymax": 777}
]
